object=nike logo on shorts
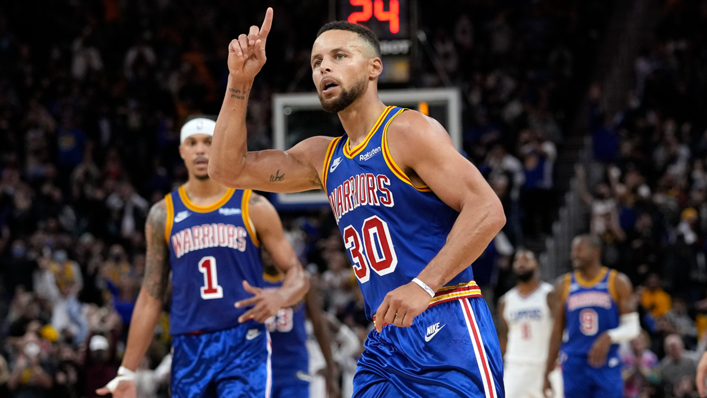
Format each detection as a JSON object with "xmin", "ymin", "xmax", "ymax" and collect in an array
[
  {"xmin": 246, "ymin": 329, "xmax": 261, "ymax": 340},
  {"xmin": 425, "ymin": 322, "xmax": 446, "ymax": 342}
]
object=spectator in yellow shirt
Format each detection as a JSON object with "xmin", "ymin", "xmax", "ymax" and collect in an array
[{"xmin": 640, "ymin": 273, "xmax": 671, "ymax": 319}]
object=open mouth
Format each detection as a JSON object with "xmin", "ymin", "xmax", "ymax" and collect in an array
[{"xmin": 321, "ymin": 79, "xmax": 339, "ymax": 93}]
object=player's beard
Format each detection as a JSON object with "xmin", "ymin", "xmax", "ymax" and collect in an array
[
  {"xmin": 194, "ymin": 173, "xmax": 210, "ymax": 181},
  {"xmin": 514, "ymin": 269, "xmax": 535, "ymax": 282},
  {"xmin": 319, "ymin": 76, "xmax": 367, "ymax": 114}
]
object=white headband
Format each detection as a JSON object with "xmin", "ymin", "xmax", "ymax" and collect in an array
[{"xmin": 180, "ymin": 118, "xmax": 216, "ymax": 144}]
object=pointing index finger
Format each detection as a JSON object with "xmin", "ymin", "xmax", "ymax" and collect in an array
[{"xmin": 259, "ymin": 7, "xmax": 273, "ymax": 43}]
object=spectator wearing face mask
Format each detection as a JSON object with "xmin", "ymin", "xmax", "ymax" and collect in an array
[{"xmin": 7, "ymin": 334, "xmax": 55, "ymax": 398}]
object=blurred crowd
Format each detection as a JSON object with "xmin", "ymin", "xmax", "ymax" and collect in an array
[
  {"xmin": 584, "ymin": 1, "xmax": 707, "ymax": 397},
  {"xmin": 0, "ymin": 0, "xmax": 675, "ymax": 396}
]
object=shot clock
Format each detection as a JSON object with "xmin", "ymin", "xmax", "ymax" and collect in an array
[{"xmin": 337, "ymin": 0, "xmax": 412, "ymax": 82}]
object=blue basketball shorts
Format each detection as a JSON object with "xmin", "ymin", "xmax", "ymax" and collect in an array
[
  {"xmin": 270, "ymin": 377, "xmax": 309, "ymax": 398},
  {"xmin": 171, "ymin": 322, "xmax": 271, "ymax": 398},
  {"xmin": 270, "ymin": 370, "xmax": 309, "ymax": 398},
  {"xmin": 353, "ymin": 297, "xmax": 504, "ymax": 398},
  {"xmin": 562, "ymin": 353, "xmax": 623, "ymax": 398}
]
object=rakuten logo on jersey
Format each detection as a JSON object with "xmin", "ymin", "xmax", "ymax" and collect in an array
[
  {"xmin": 328, "ymin": 173, "xmax": 394, "ymax": 223},
  {"xmin": 171, "ymin": 223, "xmax": 248, "ymax": 258},
  {"xmin": 359, "ymin": 147, "xmax": 381, "ymax": 161}
]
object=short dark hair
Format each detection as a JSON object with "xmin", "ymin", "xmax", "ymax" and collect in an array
[
  {"xmin": 575, "ymin": 234, "xmax": 602, "ymax": 249},
  {"xmin": 316, "ymin": 21, "xmax": 381, "ymax": 57}
]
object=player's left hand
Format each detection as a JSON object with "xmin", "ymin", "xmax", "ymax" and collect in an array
[
  {"xmin": 235, "ymin": 281, "xmax": 285, "ymax": 323},
  {"xmin": 587, "ymin": 332, "xmax": 612, "ymax": 368},
  {"xmin": 375, "ymin": 281, "xmax": 433, "ymax": 333}
]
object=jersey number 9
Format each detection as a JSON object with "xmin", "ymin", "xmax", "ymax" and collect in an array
[{"xmin": 579, "ymin": 308, "xmax": 598, "ymax": 336}]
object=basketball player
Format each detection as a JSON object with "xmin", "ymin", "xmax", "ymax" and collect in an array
[
  {"xmin": 543, "ymin": 235, "xmax": 640, "ymax": 398},
  {"xmin": 263, "ymin": 261, "xmax": 340, "ymax": 398},
  {"xmin": 696, "ymin": 351, "xmax": 707, "ymax": 397},
  {"xmin": 209, "ymin": 9, "xmax": 506, "ymax": 397},
  {"xmin": 498, "ymin": 250, "xmax": 558, "ymax": 398},
  {"xmin": 97, "ymin": 117, "xmax": 309, "ymax": 398}
]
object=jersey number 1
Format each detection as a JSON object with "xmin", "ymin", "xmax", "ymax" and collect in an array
[
  {"xmin": 199, "ymin": 256, "xmax": 224, "ymax": 299},
  {"xmin": 343, "ymin": 215, "xmax": 398, "ymax": 283}
]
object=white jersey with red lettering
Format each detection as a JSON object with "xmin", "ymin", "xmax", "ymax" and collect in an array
[{"xmin": 502, "ymin": 282, "xmax": 554, "ymax": 364}]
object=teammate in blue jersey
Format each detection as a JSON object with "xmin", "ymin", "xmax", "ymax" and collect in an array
[
  {"xmin": 543, "ymin": 235, "xmax": 640, "ymax": 398},
  {"xmin": 97, "ymin": 117, "xmax": 309, "ymax": 398},
  {"xmin": 262, "ymin": 260, "xmax": 339, "ymax": 398},
  {"xmin": 209, "ymin": 9, "xmax": 507, "ymax": 398}
]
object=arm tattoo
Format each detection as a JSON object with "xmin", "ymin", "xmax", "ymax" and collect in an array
[
  {"xmin": 143, "ymin": 202, "xmax": 170, "ymax": 300},
  {"xmin": 269, "ymin": 169, "xmax": 285, "ymax": 182},
  {"xmin": 229, "ymin": 88, "xmax": 248, "ymax": 100},
  {"xmin": 249, "ymin": 193, "xmax": 263, "ymax": 206}
]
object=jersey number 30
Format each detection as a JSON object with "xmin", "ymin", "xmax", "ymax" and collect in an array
[
  {"xmin": 343, "ymin": 216, "xmax": 398, "ymax": 283},
  {"xmin": 199, "ymin": 256, "xmax": 224, "ymax": 299}
]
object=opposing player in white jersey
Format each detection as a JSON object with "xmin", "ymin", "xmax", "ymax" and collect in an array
[{"xmin": 498, "ymin": 250, "xmax": 561, "ymax": 398}]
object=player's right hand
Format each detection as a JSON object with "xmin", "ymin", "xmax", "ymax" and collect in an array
[
  {"xmin": 542, "ymin": 373, "xmax": 553, "ymax": 398},
  {"xmin": 697, "ymin": 352, "xmax": 707, "ymax": 397},
  {"xmin": 96, "ymin": 379, "xmax": 136, "ymax": 398},
  {"xmin": 227, "ymin": 7, "xmax": 273, "ymax": 81},
  {"xmin": 235, "ymin": 280, "xmax": 285, "ymax": 323}
]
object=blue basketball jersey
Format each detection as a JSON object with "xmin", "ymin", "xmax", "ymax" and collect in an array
[
  {"xmin": 165, "ymin": 186, "xmax": 263, "ymax": 335},
  {"xmin": 322, "ymin": 106, "xmax": 476, "ymax": 319},
  {"xmin": 262, "ymin": 273, "xmax": 309, "ymax": 378},
  {"xmin": 562, "ymin": 267, "xmax": 620, "ymax": 356}
]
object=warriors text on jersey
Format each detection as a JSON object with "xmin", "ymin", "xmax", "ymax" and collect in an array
[
  {"xmin": 502, "ymin": 282, "xmax": 553, "ymax": 364},
  {"xmin": 322, "ymin": 106, "xmax": 481, "ymax": 318},
  {"xmin": 562, "ymin": 267, "xmax": 620, "ymax": 357},
  {"xmin": 165, "ymin": 186, "xmax": 263, "ymax": 335}
]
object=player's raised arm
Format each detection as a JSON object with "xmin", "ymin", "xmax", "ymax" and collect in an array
[
  {"xmin": 375, "ymin": 111, "xmax": 506, "ymax": 331},
  {"xmin": 210, "ymin": 8, "xmax": 329, "ymax": 193},
  {"xmin": 235, "ymin": 193, "xmax": 309, "ymax": 322},
  {"xmin": 97, "ymin": 201, "xmax": 171, "ymax": 397}
]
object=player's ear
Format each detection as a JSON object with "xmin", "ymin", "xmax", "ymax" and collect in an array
[
  {"xmin": 369, "ymin": 57, "xmax": 383, "ymax": 79},
  {"xmin": 178, "ymin": 144, "xmax": 186, "ymax": 160}
]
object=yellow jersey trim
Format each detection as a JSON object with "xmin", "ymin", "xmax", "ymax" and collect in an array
[
  {"xmin": 263, "ymin": 272, "xmax": 284, "ymax": 283},
  {"xmin": 178, "ymin": 186, "xmax": 235, "ymax": 213},
  {"xmin": 608, "ymin": 269, "xmax": 619, "ymax": 302},
  {"xmin": 561, "ymin": 274, "xmax": 571, "ymax": 302},
  {"xmin": 241, "ymin": 190, "xmax": 260, "ymax": 247},
  {"xmin": 381, "ymin": 109, "xmax": 432, "ymax": 192},
  {"xmin": 343, "ymin": 106, "xmax": 394, "ymax": 159},
  {"xmin": 428, "ymin": 281, "xmax": 481, "ymax": 306},
  {"xmin": 575, "ymin": 267, "xmax": 608, "ymax": 288},
  {"xmin": 321, "ymin": 137, "xmax": 342, "ymax": 188},
  {"xmin": 164, "ymin": 194, "xmax": 174, "ymax": 244}
]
